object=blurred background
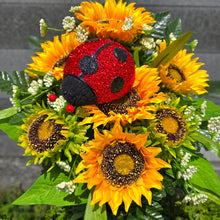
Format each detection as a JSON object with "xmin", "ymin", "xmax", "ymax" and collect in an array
[{"xmin": 0, "ymin": 0, "xmax": 219, "ymax": 190}]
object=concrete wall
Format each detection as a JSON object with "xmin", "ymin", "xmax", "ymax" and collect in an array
[{"xmin": 0, "ymin": 0, "xmax": 219, "ymax": 189}]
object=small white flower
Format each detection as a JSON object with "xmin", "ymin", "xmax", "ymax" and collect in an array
[
  {"xmin": 12, "ymin": 85, "xmax": 20, "ymax": 98},
  {"xmin": 56, "ymin": 161, "xmax": 71, "ymax": 173},
  {"xmin": 207, "ymin": 116, "xmax": 220, "ymax": 134},
  {"xmin": 191, "ymin": 194, "xmax": 208, "ymax": 205},
  {"xmin": 169, "ymin": 33, "xmax": 176, "ymax": 41},
  {"xmin": 75, "ymin": 25, "xmax": 88, "ymax": 42},
  {"xmin": 69, "ymin": 5, "xmax": 81, "ymax": 13},
  {"xmin": 10, "ymin": 97, "xmax": 21, "ymax": 112},
  {"xmin": 48, "ymin": 95, "xmax": 66, "ymax": 111},
  {"xmin": 180, "ymin": 165, "xmax": 197, "ymax": 181},
  {"xmin": 39, "ymin": 18, "xmax": 47, "ymax": 37},
  {"xmin": 156, "ymin": 39, "xmax": 162, "ymax": 45},
  {"xmin": 189, "ymin": 39, "xmax": 198, "ymax": 51},
  {"xmin": 200, "ymin": 100, "xmax": 207, "ymax": 118},
  {"xmin": 142, "ymin": 24, "xmax": 153, "ymax": 31},
  {"xmin": 28, "ymin": 80, "xmax": 40, "ymax": 95},
  {"xmin": 180, "ymin": 152, "xmax": 191, "ymax": 167},
  {"xmin": 122, "ymin": 15, "xmax": 134, "ymax": 31},
  {"xmin": 62, "ymin": 16, "xmax": 75, "ymax": 32},
  {"xmin": 140, "ymin": 37, "xmax": 156, "ymax": 50},
  {"xmin": 56, "ymin": 181, "xmax": 76, "ymax": 194},
  {"xmin": 43, "ymin": 71, "xmax": 54, "ymax": 87}
]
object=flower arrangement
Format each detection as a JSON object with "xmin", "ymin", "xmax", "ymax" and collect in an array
[{"xmin": 0, "ymin": 0, "xmax": 220, "ymax": 219}]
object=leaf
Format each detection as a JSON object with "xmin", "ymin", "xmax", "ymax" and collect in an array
[
  {"xmin": 202, "ymin": 81, "xmax": 220, "ymax": 100},
  {"xmin": 13, "ymin": 166, "xmax": 88, "ymax": 206},
  {"xmin": 188, "ymin": 157, "xmax": 220, "ymax": 204},
  {"xmin": 27, "ymin": 35, "xmax": 44, "ymax": 52},
  {"xmin": 84, "ymin": 189, "xmax": 107, "ymax": 220},
  {"xmin": 190, "ymin": 131, "xmax": 220, "ymax": 158},
  {"xmin": 12, "ymin": 71, "xmax": 30, "ymax": 91},
  {"xmin": 137, "ymin": 202, "xmax": 164, "ymax": 220},
  {"xmin": 150, "ymin": 31, "xmax": 192, "ymax": 68},
  {"xmin": 133, "ymin": 49, "xmax": 140, "ymax": 67},
  {"xmin": 0, "ymin": 117, "xmax": 19, "ymax": 141},
  {"xmin": 0, "ymin": 107, "xmax": 17, "ymax": 120},
  {"xmin": 8, "ymin": 112, "xmax": 27, "ymax": 125},
  {"xmin": 26, "ymin": 68, "xmax": 46, "ymax": 77},
  {"xmin": 0, "ymin": 71, "xmax": 13, "ymax": 95},
  {"xmin": 166, "ymin": 17, "xmax": 183, "ymax": 38},
  {"xmin": 192, "ymin": 98, "xmax": 220, "ymax": 120},
  {"xmin": 151, "ymin": 11, "xmax": 171, "ymax": 39}
]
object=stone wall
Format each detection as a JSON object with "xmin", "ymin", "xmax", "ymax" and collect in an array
[{"xmin": 0, "ymin": 0, "xmax": 219, "ymax": 189}]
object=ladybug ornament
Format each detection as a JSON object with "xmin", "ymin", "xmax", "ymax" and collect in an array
[{"xmin": 61, "ymin": 39, "xmax": 135, "ymax": 106}]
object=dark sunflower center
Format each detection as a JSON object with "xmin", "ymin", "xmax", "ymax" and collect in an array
[
  {"xmin": 156, "ymin": 109, "xmax": 187, "ymax": 145},
  {"xmin": 53, "ymin": 56, "xmax": 68, "ymax": 70},
  {"xmin": 100, "ymin": 141, "xmax": 145, "ymax": 187},
  {"xmin": 28, "ymin": 114, "xmax": 66, "ymax": 153},
  {"xmin": 98, "ymin": 88, "xmax": 140, "ymax": 116},
  {"xmin": 167, "ymin": 64, "xmax": 185, "ymax": 83}
]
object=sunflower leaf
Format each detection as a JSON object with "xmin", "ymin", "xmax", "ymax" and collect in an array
[
  {"xmin": 150, "ymin": 31, "xmax": 192, "ymax": 68},
  {"xmin": 0, "ymin": 107, "xmax": 17, "ymax": 120},
  {"xmin": 188, "ymin": 156, "xmax": 220, "ymax": 204},
  {"xmin": 84, "ymin": 189, "xmax": 107, "ymax": 220},
  {"xmin": 27, "ymin": 35, "xmax": 44, "ymax": 52},
  {"xmin": 0, "ymin": 71, "xmax": 13, "ymax": 95},
  {"xmin": 151, "ymin": 11, "xmax": 171, "ymax": 39},
  {"xmin": 13, "ymin": 166, "xmax": 88, "ymax": 206},
  {"xmin": 25, "ymin": 68, "xmax": 46, "ymax": 77},
  {"xmin": 133, "ymin": 49, "xmax": 140, "ymax": 67},
  {"xmin": 12, "ymin": 71, "xmax": 30, "ymax": 91},
  {"xmin": 190, "ymin": 131, "xmax": 220, "ymax": 158}
]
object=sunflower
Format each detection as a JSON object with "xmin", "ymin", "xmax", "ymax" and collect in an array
[
  {"xmin": 18, "ymin": 103, "xmax": 88, "ymax": 166},
  {"xmin": 157, "ymin": 40, "xmax": 209, "ymax": 95},
  {"xmin": 73, "ymin": 122, "xmax": 170, "ymax": 215},
  {"xmin": 149, "ymin": 100, "xmax": 196, "ymax": 158},
  {"xmin": 81, "ymin": 65, "xmax": 167, "ymax": 128},
  {"xmin": 26, "ymin": 32, "xmax": 81, "ymax": 80},
  {"xmin": 75, "ymin": 0, "xmax": 155, "ymax": 42}
]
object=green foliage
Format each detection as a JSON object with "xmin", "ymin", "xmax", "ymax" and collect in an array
[
  {"xmin": 27, "ymin": 35, "xmax": 44, "ymax": 52},
  {"xmin": 0, "ymin": 71, "xmax": 13, "ymax": 95},
  {"xmin": 84, "ymin": 190, "xmax": 107, "ymax": 220},
  {"xmin": 151, "ymin": 31, "xmax": 192, "ymax": 68},
  {"xmin": 166, "ymin": 17, "xmax": 184, "ymax": 39},
  {"xmin": 13, "ymin": 166, "xmax": 89, "ymax": 206}
]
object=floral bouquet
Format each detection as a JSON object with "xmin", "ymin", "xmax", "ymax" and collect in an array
[{"xmin": 0, "ymin": 0, "xmax": 220, "ymax": 219}]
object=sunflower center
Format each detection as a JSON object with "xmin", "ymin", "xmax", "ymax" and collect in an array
[
  {"xmin": 161, "ymin": 116, "xmax": 179, "ymax": 134},
  {"xmin": 156, "ymin": 109, "xmax": 188, "ymax": 145},
  {"xmin": 38, "ymin": 120, "xmax": 54, "ymax": 140},
  {"xmin": 114, "ymin": 154, "xmax": 134, "ymax": 175},
  {"xmin": 52, "ymin": 56, "xmax": 68, "ymax": 70},
  {"xmin": 28, "ymin": 115, "xmax": 66, "ymax": 153},
  {"xmin": 100, "ymin": 141, "xmax": 144, "ymax": 187},
  {"xmin": 98, "ymin": 88, "xmax": 140, "ymax": 116},
  {"xmin": 167, "ymin": 64, "xmax": 185, "ymax": 83}
]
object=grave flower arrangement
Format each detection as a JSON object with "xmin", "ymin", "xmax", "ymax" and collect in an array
[{"xmin": 0, "ymin": 0, "xmax": 220, "ymax": 219}]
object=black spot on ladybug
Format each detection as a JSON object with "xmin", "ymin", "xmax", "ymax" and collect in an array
[
  {"xmin": 111, "ymin": 76, "xmax": 124, "ymax": 93},
  {"xmin": 61, "ymin": 74, "xmax": 97, "ymax": 106},
  {"xmin": 79, "ymin": 55, "xmax": 99, "ymax": 76},
  {"xmin": 113, "ymin": 48, "xmax": 128, "ymax": 62}
]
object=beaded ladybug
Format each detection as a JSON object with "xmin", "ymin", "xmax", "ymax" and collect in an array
[{"xmin": 61, "ymin": 38, "xmax": 135, "ymax": 106}]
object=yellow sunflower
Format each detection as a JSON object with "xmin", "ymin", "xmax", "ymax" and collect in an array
[
  {"xmin": 26, "ymin": 32, "xmax": 81, "ymax": 80},
  {"xmin": 75, "ymin": 0, "xmax": 155, "ymax": 42},
  {"xmin": 150, "ymin": 100, "xmax": 196, "ymax": 158},
  {"xmin": 73, "ymin": 122, "xmax": 170, "ymax": 215},
  {"xmin": 157, "ymin": 40, "xmax": 209, "ymax": 95},
  {"xmin": 81, "ymin": 65, "xmax": 167, "ymax": 128}
]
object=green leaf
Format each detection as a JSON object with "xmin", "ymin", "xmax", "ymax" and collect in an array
[
  {"xmin": 137, "ymin": 202, "xmax": 164, "ymax": 220},
  {"xmin": 27, "ymin": 35, "xmax": 44, "ymax": 52},
  {"xmin": 0, "ymin": 107, "xmax": 17, "ymax": 120},
  {"xmin": 0, "ymin": 117, "xmax": 19, "ymax": 141},
  {"xmin": 84, "ymin": 189, "xmax": 107, "ymax": 220},
  {"xmin": 133, "ymin": 49, "xmax": 140, "ymax": 67},
  {"xmin": 192, "ymin": 98, "xmax": 220, "ymax": 120},
  {"xmin": 12, "ymin": 71, "xmax": 30, "ymax": 91},
  {"xmin": 188, "ymin": 157, "xmax": 220, "ymax": 204},
  {"xmin": 0, "ymin": 71, "xmax": 13, "ymax": 95},
  {"xmin": 13, "ymin": 166, "xmax": 88, "ymax": 206},
  {"xmin": 202, "ymin": 81, "xmax": 220, "ymax": 100},
  {"xmin": 191, "ymin": 131, "xmax": 220, "ymax": 158},
  {"xmin": 26, "ymin": 68, "xmax": 46, "ymax": 77},
  {"xmin": 151, "ymin": 11, "xmax": 171, "ymax": 39},
  {"xmin": 150, "ymin": 31, "xmax": 192, "ymax": 68},
  {"xmin": 166, "ymin": 17, "xmax": 183, "ymax": 38}
]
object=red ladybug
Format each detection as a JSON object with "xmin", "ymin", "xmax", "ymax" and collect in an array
[{"xmin": 61, "ymin": 39, "xmax": 135, "ymax": 106}]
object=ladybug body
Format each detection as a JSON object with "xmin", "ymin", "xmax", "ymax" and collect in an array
[{"xmin": 62, "ymin": 39, "xmax": 135, "ymax": 106}]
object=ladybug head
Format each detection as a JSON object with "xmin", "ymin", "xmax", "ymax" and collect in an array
[{"xmin": 61, "ymin": 39, "xmax": 135, "ymax": 106}]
